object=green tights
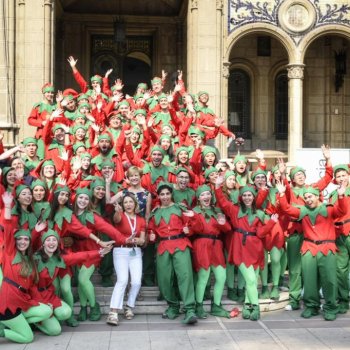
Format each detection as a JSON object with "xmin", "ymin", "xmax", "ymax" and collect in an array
[
  {"xmin": 196, "ymin": 265, "xmax": 226, "ymax": 305},
  {"xmin": 238, "ymin": 263, "xmax": 259, "ymax": 305},
  {"xmin": 1, "ymin": 303, "xmax": 52, "ymax": 343},
  {"xmin": 78, "ymin": 265, "xmax": 96, "ymax": 307},
  {"xmin": 59, "ymin": 274, "xmax": 74, "ymax": 309},
  {"xmin": 260, "ymin": 247, "xmax": 284, "ymax": 286}
]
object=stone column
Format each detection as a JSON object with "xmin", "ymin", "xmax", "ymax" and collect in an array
[
  {"xmin": 187, "ymin": 0, "xmax": 198, "ymax": 91},
  {"xmin": 287, "ymin": 64, "xmax": 304, "ymax": 164},
  {"xmin": 44, "ymin": 0, "xmax": 53, "ymax": 82}
]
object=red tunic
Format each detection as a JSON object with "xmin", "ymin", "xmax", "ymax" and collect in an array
[
  {"xmin": 189, "ymin": 212, "xmax": 231, "ymax": 272},
  {"xmin": 279, "ymin": 194, "xmax": 346, "ymax": 256},
  {"xmin": 0, "ymin": 219, "xmax": 41, "ymax": 316},
  {"xmin": 115, "ymin": 212, "xmax": 146, "ymax": 241},
  {"xmin": 36, "ymin": 250, "xmax": 100, "ymax": 308},
  {"xmin": 215, "ymin": 188, "xmax": 276, "ymax": 270},
  {"xmin": 148, "ymin": 209, "xmax": 192, "ymax": 255},
  {"xmin": 74, "ymin": 213, "xmax": 127, "ymax": 267}
]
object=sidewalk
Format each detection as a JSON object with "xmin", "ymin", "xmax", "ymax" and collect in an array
[{"xmin": 1, "ymin": 308, "xmax": 350, "ymax": 350}]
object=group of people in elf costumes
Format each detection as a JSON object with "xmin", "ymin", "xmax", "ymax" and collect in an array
[{"xmin": 0, "ymin": 54, "xmax": 349, "ymax": 344}]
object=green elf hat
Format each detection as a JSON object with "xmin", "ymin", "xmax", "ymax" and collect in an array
[
  {"xmin": 76, "ymin": 186, "xmax": 92, "ymax": 198},
  {"xmin": 22, "ymin": 137, "xmax": 38, "ymax": 146},
  {"xmin": 30, "ymin": 179, "xmax": 47, "ymax": 191},
  {"xmin": 107, "ymin": 111, "xmax": 123, "ymax": 120},
  {"xmin": 72, "ymin": 124, "xmax": 87, "ymax": 134},
  {"xmin": 251, "ymin": 168, "xmax": 267, "ymax": 181},
  {"xmin": 78, "ymin": 102, "xmax": 92, "ymax": 111},
  {"xmin": 14, "ymin": 229, "xmax": 32, "ymax": 239},
  {"xmin": 53, "ymin": 184, "xmax": 71, "ymax": 195},
  {"xmin": 156, "ymin": 181, "xmax": 173, "ymax": 194},
  {"xmin": 271, "ymin": 165, "xmax": 279, "ymax": 174},
  {"xmin": 97, "ymin": 134, "xmax": 111, "ymax": 142},
  {"xmin": 71, "ymin": 112, "xmax": 87, "ymax": 122},
  {"xmin": 42, "ymin": 83, "xmax": 55, "ymax": 93},
  {"xmin": 2, "ymin": 166, "xmax": 14, "ymax": 178},
  {"xmin": 175, "ymin": 167, "xmax": 189, "ymax": 175},
  {"xmin": 204, "ymin": 166, "xmax": 218, "ymax": 179},
  {"xmin": 73, "ymin": 142, "xmax": 86, "ymax": 155},
  {"xmin": 188, "ymin": 126, "xmax": 205, "ymax": 138},
  {"xmin": 77, "ymin": 93, "xmax": 89, "ymax": 102},
  {"xmin": 132, "ymin": 126, "xmax": 142, "ymax": 135},
  {"xmin": 15, "ymin": 184, "xmax": 30, "ymax": 197},
  {"xmin": 333, "ymin": 164, "xmax": 349, "ymax": 175},
  {"xmin": 303, "ymin": 187, "xmax": 320, "ymax": 197},
  {"xmin": 198, "ymin": 91, "xmax": 209, "ymax": 98},
  {"xmin": 64, "ymin": 94, "xmax": 75, "ymax": 102},
  {"xmin": 151, "ymin": 77, "xmax": 162, "ymax": 85},
  {"xmin": 14, "ymin": 229, "xmax": 31, "ymax": 239},
  {"xmin": 111, "ymin": 85, "xmax": 119, "ymax": 92},
  {"xmin": 133, "ymin": 94, "xmax": 144, "ymax": 101},
  {"xmin": 90, "ymin": 178, "xmax": 105, "ymax": 190},
  {"xmin": 233, "ymin": 154, "xmax": 247, "ymax": 165},
  {"xmin": 158, "ymin": 93, "xmax": 167, "ymax": 101},
  {"xmin": 151, "ymin": 145, "xmax": 165, "ymax": 156},
  {"xmin": 41, "ymin": 229, "xmax": 60, "ymax": 243},
  {"xmin": 42, "ymin": 159, "xmax": 55, "ymax": 168},
  {"xmin": 289, "ymin": 166, "xmax": 306, "ymax": 180},
  {"xmin": 52, "ymin": 124, "xmax": 65, "ymax": 133},
  {"xmin": 162, "ymin": 123, "xmax": 174, "ymax": 132},
  {"xmin": 239, "ymin": 185, "xmax": 257, "ymax": 197},
  {"xmin": 202, "ymin": 146, "xmax": 217, "ymax": 157},
  {"xmin": 90, "ymin": 75, "xmax": 102, "ymax": 84},
  {"xmin": 224, "ymin": 170, "xmax": 236, "ymax": 180},
  {"xmin": 99, "ymin": 159, "xmax": 115, "ymax": 170},
  {"xmin": 137, "ymin": 83, "xmax": 148, "ymax": 90},
  {"xmin": 134, "ymin": 109, "xmax": 147, "ymax": 117},
  {"xmin": 159, "ymin": 134, "xmax": 171, "ymax": 142},
  {"xmin": 117, "ymin": 100, "xmax": 130, "ymax": 108},
  {"xmin": 80, "ymin": 152, "xmax": 92, "ymax": 160},
  {"xmin": 175, "ymin": 146, "xmax": 189, "ymax": 156},
  {"xmin": 196, "ymin": 184, "xmax": 211, "ymax": 198}
]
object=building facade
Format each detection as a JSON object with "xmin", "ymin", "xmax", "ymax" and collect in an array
[{"xmin": 1, "ymin": 0, "xmax": 350, "ymax": 163}]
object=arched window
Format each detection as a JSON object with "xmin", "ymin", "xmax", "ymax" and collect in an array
[
  {"xmin": 275, "ymin": 70, "xmax": 288, "ymax": 140},
  {"xmin": 228, "ymin": 69, "xmax": 251, "ymax": 138}
]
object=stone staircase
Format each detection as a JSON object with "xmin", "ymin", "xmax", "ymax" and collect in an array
[{"xmin": 72, "ymin": 273, "xmax": 289, "ymax": 315}]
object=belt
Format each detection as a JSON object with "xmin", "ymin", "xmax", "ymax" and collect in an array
[
  {"xmin": 3, "ymin": 277, "xmax": 28, "ymax": 293},
  {"xmin": 235, "ymin": 228, "xmax": 256, "ymax": 245},
  {"xmin": 304, "ymin": 238, "xmax": 336, "ymax": 245},
  {"xmin": 335, "ymin": 218, "xmax": 350, "ymax": 226},
  {"xmin": 159, "ymin": 233, "xmax": 186, "ymax": 241},
  {"xmin": 38, "ymin": 286, "xmax": 50, "ymax": 292},
  {"xmin": 195, "ymin": 234, "xmax": 220, "ymax": 245},
  {"xmin": 291, "ymin": 219, "xmax": 302, "ymax": 223}
]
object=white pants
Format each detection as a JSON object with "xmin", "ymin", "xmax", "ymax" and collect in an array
[{"xmin": 110, "ymin": 247, "xmax": 142, "ymax": 310}]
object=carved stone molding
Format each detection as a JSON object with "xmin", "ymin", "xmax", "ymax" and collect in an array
[
  {"xmin": 190, "ymin": 0, "xmax": 198, "ymax": 10},
  {"xmin": 44, "ymin": 0, "xmax": 53, "ymax": 6},
  {"xmin": 287, "ymin": 64, "xmax": 305, "ymax": 79},
  {"xmin": 222, "ymin": 61, "xmax": 231, "ymax": 79},
  {"xmin": 18, "ymin": 0, "xmax": 25, "ymax": 5},
  {"xmin": 216, "ymin": 0, "xmax": 223, "ymax": 11}
]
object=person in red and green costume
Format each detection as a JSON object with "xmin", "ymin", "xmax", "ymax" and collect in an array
[
  {"xmin": 277, "ymin": 181, "xmax": 347, "ymax": 320},
  {"xmin": 189, "ymin": 185, "xmax": 232, "ymax": 319},
  {"xmin": 284, "ymin": 145, "xmax": 333, "ymax": 311},
  {"xmin": 328, "ymin": 164, "xmax": 350, "ymax": 314},
  {"xmin": 148, "ymin": 182, "xmax": 197, "ymax": 324},
  {"xmin": 28, "ymin": 83, "xmax": 57, "ymax": 159},
  {"xmin": 215, "ymin": 178, "xmax": 278, "ymax": 321}
]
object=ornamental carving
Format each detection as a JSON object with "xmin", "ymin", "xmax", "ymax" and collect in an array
[
  {"xmin": 44, "ymin": 0, "xmax": 53, "ymax": 5},
  {"xmin": 216, "ymin": 0, "xmax": 224, "ymax": 11},
  {"xmin": 18, "ymin": 0, "xmax": 25, "ymax": 5},
  {"xmin": 190, "ymin": 0, "xmax": 198, "ymax": 10},
  {"xmin": 287, "ymin": 65, "xmax": 304, "ymax": 79},
  {"xmin": 222, "ymin": 61, "xmax": 231, "ymax": 79}
]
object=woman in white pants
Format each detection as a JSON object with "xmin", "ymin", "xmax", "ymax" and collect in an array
[{"xmin": 107, "ymin": 192, "xmax": 146, "ymax": 325}]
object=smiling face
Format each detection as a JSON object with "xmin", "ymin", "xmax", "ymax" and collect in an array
[
  {"xmin": 75, "ymin": 128, "xmax": 86, "ymax": 141},
  {"xmin": 76, "ymin": 193, "xmax": 90, "ymax": 210},
  {"xmin": 6, "ymin": 169, "xmax": 17, "ymax": 185},
  {"xmin": 225, "ymin": 175, "xmax": 236, "ymax": 190},
  {"xmin": 44, "ymin": 90, "xmax": 55, "ymax": 103},
  {"xmin": 93, "ymin": 186, "xmax": 106, "ymax": 200},
  {"xmin": 122, "ymin": 196, "xmax": 136, "ymax": 214},
  {"xmin": 241, "ymin": 191, "xmax": 254, "ymax": 207},
  {"xmin": 177, "ymin": 151, "xmax": 189, "ymax": 165},
  {"xmin": 98, "ymin": 139, "xmax": 111, "ymax": 154},
  {"xmin": 43, "ymin": 165, "xmax": 55, "ymax": 179},
  {"xmin": 151, "ymin": 151, "xmax": 163, "ymax": 167},
  {"xmin": 65, "ymin": 99, "xmax": 76, "ymax": 111},
  {"xmin": 81, "ymin": 157, "xmax": 91, "ymax": 170},
  {"xmin": 293, "ymin": 171, "xmax": 306, "ymax": 187},
  {"xmin": 127, "ymin": 171, "xmax": 141, "ymax": 187},
  {"xmin": 204, "ymin": 152, "xmax": 216, "ymax": 166},
  {"xmin": 43, "ymin": 236, "xmax": 59, "ymax": 256},
  {"xmin": 208, "ymin": 171, "xmax": 219, "ymax": 184},
  {"xmin": 303, "ymin": 192, "xmax": 319, "ymax": 208},
  {"xmin": 254, "ymin": 174, "xmax": 267, "ymax": 189},
  {"xmin": 32, "ymin": 185, "xmax": 46, "ymax": 202},
  {"xmin": 54, "ymin": 128, "xmax": 65, "ymax": 143},
  {"xmin": 198, "ymin": 93, "xmax": 209, "ymax": 104},
  {"xmin": 162, "ymin": 125, "xmax": 173, "ymax": 136},
  {"xmin": 160, "ymin": 138, "xmax": 171, "ymax": 150},
  {"xmin": 152, "ymin": 81, "xmax": 162, "ymax": 93},
  {"xmin": 109, "ymin": 116, "xmax": 121, "ymax": 129},
  {"xmin": 16, "ymin": 236, "xmax": 30, "ymax": 254},
  {"xmin": 199, "ymin": 191, "xmax": 212, "ymax": 208},
  {"xmin": 235, "ymin": 160, "xmax": 247, "ymax": 174},
  {"xmin": 17, "ymin": 188, "xmax": 33, "ymax": 207},
  {"xmin": 335, "ymin": 170, "xmax": 349, "ymax": 187},
  {"xmin": 158, "ymin": 188, "xmax": 172, "ymax": 207},
  {"xmin": 176, "ymin": 171, "xmax": 190, "ymax": 190},
  {"xmin": 57, "ymin": 191, "xmax": 69, "ymax": 206}
]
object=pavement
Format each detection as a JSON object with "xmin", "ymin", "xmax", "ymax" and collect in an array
[{"xmin": 1, "ymin": 308, "xmax": 350, "ymax": 350}]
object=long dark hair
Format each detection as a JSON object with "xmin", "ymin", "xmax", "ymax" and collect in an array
[
  {"xmin": 37, "ymin": 245, "xmax": 62, "ymax": 264},
  {"xmin": 16, "ymin": 238, "xmax": 39, "ymax": 283},
  {"xmin": 49, "ymin": 191, "xmax": 72, "ymax": 221}
]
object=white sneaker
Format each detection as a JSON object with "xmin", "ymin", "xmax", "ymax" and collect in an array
[
  {"xmin": 107, "ymin": 312, "xmax": 119, "ymax": 326},
  {"xmin": 124, "ymin": 307, "xmax": 134, "ymax": 320},
  {"xmin": 285, "ymin": 304, "xmax": 293, "ymax": 311}
]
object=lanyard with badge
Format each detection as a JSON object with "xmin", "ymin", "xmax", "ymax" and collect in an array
[{"xmin": 126, "ymin": 213, "xmax": 137, "ymax": 256}]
